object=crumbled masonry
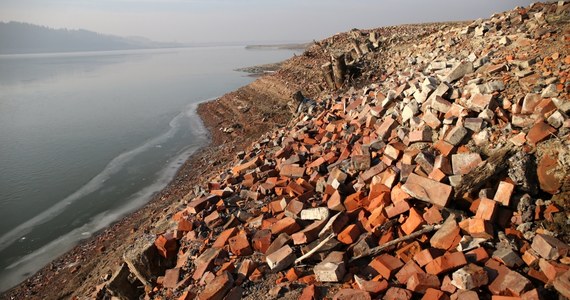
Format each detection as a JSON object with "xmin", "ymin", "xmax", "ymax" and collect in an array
[{"xmin": 98, "ymin": 2, "xmax": 570, "ymax": 299}]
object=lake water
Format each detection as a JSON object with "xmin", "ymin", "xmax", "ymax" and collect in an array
[{"xmin": 0, "ymin": 46, "xmax": 298, "ymax": 291}]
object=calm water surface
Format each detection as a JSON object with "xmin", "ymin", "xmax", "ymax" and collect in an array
[{"xmin": 0, "ymin": 46, "xmax": 298, "ymax": 291}]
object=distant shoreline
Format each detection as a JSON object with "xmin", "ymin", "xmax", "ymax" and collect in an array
[{"xmin": 245, "ymin": 42, "xmax": 314, "ymax": 51}]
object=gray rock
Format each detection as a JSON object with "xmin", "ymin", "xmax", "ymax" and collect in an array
[
  {"xmin": 123, "ymin": 235, "xmax": 174, "ymax": 287},
  {"xmin": 508, "ymin": 151, "xmax": 538, "ymax": 194},
  {"xmin": 106, "ymin": 263, "xmax": 143, "ymax": 300},
  {"xmin": 443, "ymin": 61, "xmax": 474, "ymax": 83},
  {"xmin": 542, "ymin": 84, "xmax": 559, "ymax": 98}
]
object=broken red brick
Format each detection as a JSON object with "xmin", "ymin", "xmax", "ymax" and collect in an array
[
  {"xmin": 252, "ymin": 229, "xmax": 272, "ymax": 254},
  {"xmin": 401, "ymin": 207, "xmax": 425, "ymax": 235},
  {"xmin": 531, "ymin": 233, "xmax": 570, "ymax": 260},
  {"xmin": 488, "ymin": 266, "xmax": 532, "ymax": 296},
  {"xmin": 383, "ymin": 287, "xmax": 412, "ymax": 300},
  {"xmin": 271, "ymin": 217, "xmax": 301, "ymax": 235},
  {"xmin": 402, "ymin": 173, "xmax": 452, "ymax": 207},
  {"xmin": 425, "ymin": 252, "xmax": 467, "ymax": 275},
  {"xmin": 197, "ymin": 271, "xmax": 234, "ymax": 300},
  {"xmin": 228, "ymin": 233, "xmax": 252, "ymax": 256},
  {"xmin": 430, "ymin": 216, "xmax": 460, "ymax": 250},
  {"xmin": 299, "ymin": 284, "xmax": 319, "ymax": 300},
  {"xmin": 407, "ymin": 272, "xmax": 441, "ymax": 294},
  {"xmin": 395, "ymin": 260, "xmax": 425, "ymax": 284},
  {"xmin": 212, "ymin": 227, "xmax": 239, "ymax": 249},
  {"xmin": 494, "ymin": 181, "xmax": 514, "ymax": 207},
  {"xmin": 475, "ymin": 197, "xmax": 498, "ymax": 221},
  {"xmin": 421, "ymin": 288, "xmax": 449, "ymax": 300},
  {"xmin": 155, "ymin": 233, "xmax": 178, "ymax": 259},
  {"xmin": 332, "ymin": 289, "xmax": 371, "ymax": 300},
  {"xmin": 368, "ymin": 254, "xmax": 404, "ymax": 279},
  {"xmin": 337, "ymin": 224, "xmax": 363, "ymax": 245}
]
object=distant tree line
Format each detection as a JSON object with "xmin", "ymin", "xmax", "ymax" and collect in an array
[{"xmin": 0, "ymin": 22, "xmax": 182, "ymax": 54}]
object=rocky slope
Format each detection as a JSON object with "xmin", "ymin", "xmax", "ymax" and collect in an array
[{"xmin": 3, "ymin": 2, "xmax": 570, "ymax": 300}]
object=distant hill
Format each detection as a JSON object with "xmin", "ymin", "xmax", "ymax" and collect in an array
[{"xmin": 0, "ymin": 22, "xmax": 185, "ymax": 54}]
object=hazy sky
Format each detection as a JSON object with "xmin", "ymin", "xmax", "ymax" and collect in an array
[{"xmin": 0, "ymin": 0, "xmax": 536, "ymax": 43}]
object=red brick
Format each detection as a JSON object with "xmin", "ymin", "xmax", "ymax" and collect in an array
[
  {"xmin": 537, "ymin": 153, "xmax": 562, "ymax": 194},
  {"xmin": 531, "ymin": 234, "xmax": 570, "ymax": 260},
  {"xmin": 284, "ymin": 199, "xmax": 304, "ymax": 218},
  {"xmin": 395, "ymin": 241, "xmax": 422, "ymax": 263},
  {"xmin": 236, "ymin": 259, "xmax": 255, "ymax": 285},
  {"xmin": 292, "ymin": 219, "xmax": 327, "ymax": 245},
  {"xmin": 337, "ymin": 224, "xmax": 362, "ymax": 245},
  {"xmin": 428, "ymin": 168, "xmax": 447, "ymax": 182},
  {"xmin": 414, "ymin": 248, "xmax": 441, "ymax": 268},
  {"xmin": 391, "ymin": 183, "xmax": 412, "ymax": 203},
  {"xmin": 433, "ymin": 140, "xmax": 455, "ymax": 157},
  {"xmin": 177, "ymin": 217, "xmax": 194, "ymax": 232},
  {"xmin": 384, "ymin": 199, "xmax": 411, "ymax": 218},
  {"xmin": 197, "ymin": 271, "xmax": 234, "ymax": 300},
  {"xmin": 383, "ymin": 287, "xmax": 412, "ymax": 300},
  {"xmin": 344, "ymin": 191, "xmax": 365, "ymax": 212},
  {"xmin": 271, "ymin": 217, "xmax": 300, "ymax": 235},
  {"xmin": 328, "ymin": 190, "xmax": 345, "ymax": 211},
  {"xmin": 451, "ymin": 153, "xmax": 482, "ymax": 175},
  {"xmin": 422, "ymin": 288, "xmax": 449, "ymax": 300},
  {"xmin": 425, "ymin": 252, "xmax": 467, "ymax": 275},
  {"xmin": 450, "ymin": 290, "xmax": 479, "ymax": 300},
  {"xmin": 463, "ymin": 218, "xmax": 494, "ymax": 239},
  {"xmin": 488, "ymin": 267, "xmax": 532, "ymax": 296},
  {"xmin": 280, "ymin": 164, "xmax": 306, "ymax": 178},
  {"xmin": 475, "ymin": 197, "xmax": 498, "ymax": 221},
  {"xmin": 299, "ymin": 284, "xmax": 319, "ymax": 300},
  {"xmin": 376, "ymin": 117, "xmax": 398, "ymax": 141},
  {"xmin": 441, "ymin": 275, "xmax": 457, "ymax": 294},
  {"xmin": 465, "ymin": 247, "xmax": 489, "ymax": 263},
  {"xmin": 407, "ymin": 272, "xmax": 441, "ymax": 293},
  {"xmin": 332, "ymin": 289, "xmax": 371, "ymax": 300},
  {"xmin": 526, "ymin": 121, "xmax": 556, "ymax": 145},
  {"xmin": 354, "ymin": 276, "xmax": 389, "ymax": 294},
  {"xmin": 163, "ymin": 268, "xmax": 180, "ymax": 289},
  {"xmin": 402, "ymin": 173, "xmax": 452, "ymax": 207},
  {"xmin": 232, "ymin": 157, "xmax": 261, "ymax": 175},
  {"xmin": 193, "ymin": 248, "xmax": 222, "ymax": 280},
  {"xmin": 423, "ymin": 206, "xmax": 443, "ymax": 225},
  {"xmin": 395, "ymin": 260, "xmax": 425, "ymax": 284},
  {"xmin": 368, "ymin": 254, "xmax": 404, "ymax": 279},
  {"xmin": 430, "ymin": 216, "xmax": 460, "ymax": 250},
  {"xmin": 401, "ymin": 208, "xmax": 425, "ymax": 235},
  {"xmin": 228, "ymin": 233, "xmax": 252, "ymax": 256},
  {"xmin": 155, "ymin": 233, "xmax": 178, "ymax": 259},
  {"xmin": 494, "ymin": 181, "xmax": 514, "ymax": 207},
  {"xmin": 252, "ymin": 229, "xmax": 272, "ymax": 254},
  {"xmin": 212, "ymin": 227, "xmax": 239, "ymax": 249},
  {"xmin": 554, "ymin": 270, "xmax": 570, "ymax": 298}
]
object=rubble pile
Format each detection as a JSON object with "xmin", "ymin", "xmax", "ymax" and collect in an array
[{"xmin": 100, "ymin": 2, "xmax": 570, "ymax": 300}]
